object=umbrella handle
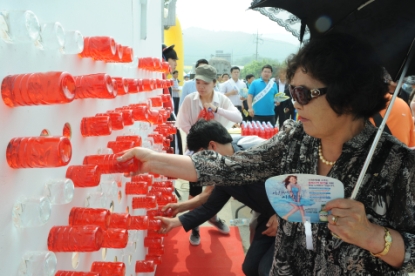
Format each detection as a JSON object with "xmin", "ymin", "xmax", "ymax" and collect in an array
[{"xmin": 350, "ymin": 39, "xmax": 415, "ymax": 200}]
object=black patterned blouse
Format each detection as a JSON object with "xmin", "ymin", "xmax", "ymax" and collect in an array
[{"xmin": 191, "ymin": 120, "xmax": 415, "ymax": 275}]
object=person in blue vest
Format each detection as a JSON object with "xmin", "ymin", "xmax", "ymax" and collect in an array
[
  {"xmin": 247, "ymin": 65, "xmax": 278, "ymax": 125},
  {"xmin": 157, "ymin": 119, "xmax": 277, "ymax": 276}
]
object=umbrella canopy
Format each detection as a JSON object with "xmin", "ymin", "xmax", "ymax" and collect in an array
[{"xmin": 250, "ymin": 0, "xmax": 415, "ymax": 80}]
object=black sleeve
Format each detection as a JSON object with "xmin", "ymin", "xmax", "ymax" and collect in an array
[{"xmin": 178, "ymin": 187, "xmax": 231, "ymax": 232}]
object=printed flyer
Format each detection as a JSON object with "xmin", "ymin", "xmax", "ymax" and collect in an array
[{"xmin": 265, "ymin": 174, "xmax": 344, "ymax": 223}]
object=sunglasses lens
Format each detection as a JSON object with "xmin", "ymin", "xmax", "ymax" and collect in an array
[{"xmin": 290, "ymin": 86, "xmax": 309, "ymax": 105}]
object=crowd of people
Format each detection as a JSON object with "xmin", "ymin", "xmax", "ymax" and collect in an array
[{"xmin": 152, "ymin": 33, "xmax": 415, "ymax": 275}]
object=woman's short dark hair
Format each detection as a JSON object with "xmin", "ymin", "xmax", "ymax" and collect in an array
[
  {"xmin": 286, "ymin": 33, "xmax": 388, "ymax": 119},
  {"xmin": 187, "ymin": 119, "xmax": 233, "ymax": 152}
]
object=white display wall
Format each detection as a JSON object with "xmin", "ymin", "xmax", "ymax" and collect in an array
[{"xmin": 0, "ymin": 0, "xmax": 164, "ymax": 275}]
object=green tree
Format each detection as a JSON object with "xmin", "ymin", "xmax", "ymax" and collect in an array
[{"xmin": 240, "ymin": 58, "xmax": 282, "ymax": 80}]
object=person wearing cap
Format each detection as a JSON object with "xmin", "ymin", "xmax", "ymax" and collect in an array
[
  {"xmin": 175, "ymin": 64, "xmax": 242, "ymax": 246},
  {"xmin": 179, "ymin": 59, "xmax": 209, "ymax": 108}
]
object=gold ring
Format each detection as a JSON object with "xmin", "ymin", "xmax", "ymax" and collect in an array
[
  {"xmin": 332, "ymin": 215, "xmax": 338, "ymax": 225},
  {"xmin": 331, "ymin": 232, "xmax": 341, "ymax": 239}
]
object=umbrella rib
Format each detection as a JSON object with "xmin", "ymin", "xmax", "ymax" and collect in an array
[{"xmin": 358, "ymin": 0, "xmax": 375, "ymax": 11}]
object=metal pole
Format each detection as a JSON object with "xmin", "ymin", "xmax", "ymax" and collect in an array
[{"xmin": 350, "ymin": 40, "xmax": 415, "ymax": 199}]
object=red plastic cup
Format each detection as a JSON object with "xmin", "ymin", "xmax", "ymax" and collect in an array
[
  {"xmin": 125, "ymin": 181, "xmax": 148, "ymax": 195},
  {"xmin": 146, "ymin": 109, "xmax": 161, "ymax": 124},
  {"xmin": 153, "ymin": 58, "xmax": 162, "ymax": 71},
  {"xmin": 160, "ymin": 93, "xmax": 171, "ymax": 103},
  {"xmin": 125, "ymin": 78, "xmax": 138, "ymax": 93},
  {"xmin": 90, "ymin": 262, "xmax": 125, "ymax": 276},
  {"xmin": 157, "ymin": 195, "xmax": 174, "ymax": 206},
  {"xmin": 164, "ymin": 146, "xmax": 174, "ymax": 154},
  {"xmin": 83, "ymin": 153, "xmax": 140, "ymax": 174},
  {"xmin": 65, "ymin": 165, "xmax": 101, "ymax": 188},
  {"xmin": 113, "ymin": 108, "xmax": 134, "ymax": 126},
  {"xmin": 144, "ymin": 237, "xmax": 164, "ymax": 248},
  {"xmin": 135, "ymin": 260, "xmax": 155, "ymax": 273},
  {"xmin": 107, "ymin": 140, "xmax": 135, "ymax": 154},
  {"xmin": 109, "ymin": 213, "xmax": 131, "ymax": 229},
  {"xmin": 150, "ymin": 187, "xmax": 174, "ymax": 196},
  {"xmin": 152, "ymin": 181, "xmax": 174, "ymax": 188},
  {"xmin": 96, "ymin": 112, "xmax": 123, "ymax": 130},
  {"xmin": 81, "ymin": 116, "xmax": 112, "ymax": 137},
  {"xmin": 120, "ymin": 46, "xmax": 133, "ymax": 63},
  {"xmin": 148, "ymin": 245, "xmax": 164, "ymax": 256},
  {"xmin": 132, "ymin": 196, "xmax": 157, "ymax": 209},
  {"xmin": 102, "ymin": 228, "xmax": 128, "ymax": 248},
  {"xmin": 112, "ymin": 77, "xmax": 129, "ymax": 95},
  {"xmin": 147, "ymin": 230, "xmax": 167, "ymax": 238},
  {"xmin": 2, "ymin": 72, "xmax": 76, "ymax": 107},
  {"xmin": 146, "ymin": 207, "xmax": 173, "ymax": 218},
  {"xmin": 74, "ymin": 74, "xmax": 115, "ymax": 99},
  {"xmin": 47, "ymin": 225, "xmax": 103, "ymax": 252},
  {"xmin": 148, "ymin": 219, "xmax": 162, "ymax": 231},
  {"xmin": 129, "ymin": 215, "xmax": 149, "ymax": 230},
  {"xmin": 131, "ymin": 174, "xmax": 154, "ymax": 186},
  {"xmin": 115, "ymin": 135, "xmax": 142, "ymax": 147},
  {"xmin": 69, "ymin": 207, "xmax": 111, "ymax": 229},
  {"xmin": 6, "ymin": 136, "xmax": 72, "ymax": 168},
  {"xmin": 80, "ymin": 36, "xmax": 116, "ymax": 61},
  {"xmin": 55, "ymin": 271, "xmax": 99, "ymax": 276},
  {"xmin": 115, "ymin": 43, "xmax": 123, "ymax": 61},
  {"xmin": 142, "ymin": 79, "xmax": 153, "ymax": 91},
  {"xmin": 129, "ymin": 105, "xmax": 148, "ymax": 122},
  {"xmin": 148, "ymin": 133, "xmax": 163, "ymax": 144},
  {"xmin": 145, "ymin": 254, "xmax": 162, "ymax": 265},
  {"xmin": 136, "ymin": 79, "xmax": 144, "ymax": 92}
]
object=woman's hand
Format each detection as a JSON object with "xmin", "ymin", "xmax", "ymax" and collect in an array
[
  {"xmin": 117, "ymin": 147, "xmax": 155, "ymax": 175},
  {"xmin": 203, "ymin": 102, "xmax": 217, "ymax": 111},
  {"xmin": 155, "ymin": 216, "xmax": 182, "ymax": 234},
  {"xmin": 262, "ymin": 214, "xmax": 278, "ymax": 237},
  {"xmin": 325, "ymin": 198, "xmax": 383, "ymax": 250}
]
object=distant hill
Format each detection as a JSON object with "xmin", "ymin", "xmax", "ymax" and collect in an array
[{"xmin": 182, "ymin": 27, "xmax": 299, "ymax": 67}]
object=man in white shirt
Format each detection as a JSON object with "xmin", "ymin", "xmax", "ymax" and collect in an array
[{"xmin": 220, "ymin": 66, "xmax": 247, "ymax": 120}]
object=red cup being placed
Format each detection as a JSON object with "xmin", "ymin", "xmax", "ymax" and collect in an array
[
  {"xmin": 69, "ymin": 207, "xmax": 111, "ymax": 230},
  {"xmin": 6, "ymin": 136, "xmax": 72, "ymax": 168},
  {"xmin": 83, "ymin": 153, "xmax": 140, "ymax": 174},
  {"xmin": 65, "ymin": 165, "xmax": 101, "ymax": 188},
  {"xmin": 48, "ymin": 225, "xmax": 103, "ymax": 252}
]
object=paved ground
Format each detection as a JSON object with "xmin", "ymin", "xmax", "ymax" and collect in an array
[{"xmin": 174, "ymin": 179, "xmax": 252, "ymax": 253}]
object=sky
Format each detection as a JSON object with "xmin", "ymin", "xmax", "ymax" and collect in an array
[{"xmin": 175, "ymin": 0, "xmax": 300, "ymax": 45}]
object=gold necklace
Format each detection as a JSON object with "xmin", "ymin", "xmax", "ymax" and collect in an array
[{"xmin": 318, "ymin": 144, "xmax": 336, "ymax": 166}]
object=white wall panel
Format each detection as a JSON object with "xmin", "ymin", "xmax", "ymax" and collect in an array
[{"xmin": 0, "ymin": 0, "xmax": 163, "ymax": 275}]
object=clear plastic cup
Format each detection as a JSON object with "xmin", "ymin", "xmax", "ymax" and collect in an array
[
  {"xmin": 12, "ymin": 196, "xmax": 52, "ymax": 228},
  {"xmin": 44, "ymin": 178, "xmax": 74, "ymax": 205},
  {"xmin": 18, "ymin": 251, "xmax": 57, "ymax": 276}
]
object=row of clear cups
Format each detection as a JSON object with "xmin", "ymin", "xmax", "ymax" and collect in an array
[{"xmin": 0, "ymin": 10, "xmax": 83, "ymax": 54}]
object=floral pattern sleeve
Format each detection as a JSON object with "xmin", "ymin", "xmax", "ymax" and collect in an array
[{"xmin": 191, "ymin": 120, "xmax": 299, "ymax": 186}]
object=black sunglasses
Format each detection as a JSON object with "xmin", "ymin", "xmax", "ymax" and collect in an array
[{"xmin": 289, "ymin": 85, "xmax": 328, "ymax": 105}]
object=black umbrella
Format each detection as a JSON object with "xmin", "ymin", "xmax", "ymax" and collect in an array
[
  {"xmin": 250, "ymin": 0, "xmax": 415, "ymax": 200},
  {"xmin": 250, "ymin": 0, "xmax": 415, "ymax": 80}
]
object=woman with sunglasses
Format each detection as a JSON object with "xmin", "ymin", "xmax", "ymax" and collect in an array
[{"xmin": 119, "ymin": 33, "xmax": 415, "ymax": 275}]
